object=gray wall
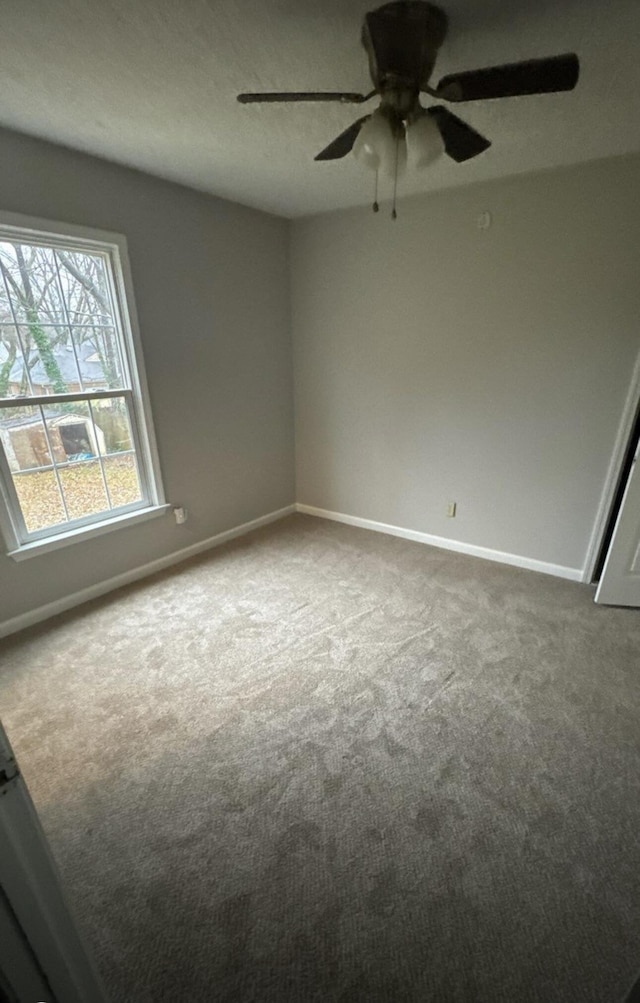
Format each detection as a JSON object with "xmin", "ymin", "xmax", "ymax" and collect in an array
[
  {"xmin": 0, "ymin": 127, "xmax": 294, "ymax": 624},
  {"xmin": 291, "ymin": 154, "xmax": 640, "ymax": 573},
  {"xmin": 2, "ymin": 131, "xmax": 638, "ymax": 624}
]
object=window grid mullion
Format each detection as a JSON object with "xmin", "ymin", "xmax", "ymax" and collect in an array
[
  {"xmin": 10, "ymin": 449, "xmax": 136, "ymax": 477},
  {"xmin": 0, "ymin": 322, "xmax": 114, "ymax": 328},
  {"xmin": 36, "ymin": 404, "xmax": 70, "ymax": 524},
  {"xmin": 0, "ymin": 389, "xmax": 126, "ymax": 409}
]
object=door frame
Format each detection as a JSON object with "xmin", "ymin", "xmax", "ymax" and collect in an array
[
  {"xmin": 0, "ymin": 884, "xmax": 54, "ymax": 1001},
  {"xmin": 583, "ymin": 348, "xmax": 640, "ymax": 584},
  {"xmin": 0, "ymin": 720, "xmax": 108, "ymax": 1003}
]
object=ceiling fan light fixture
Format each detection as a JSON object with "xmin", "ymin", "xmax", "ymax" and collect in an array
[
  {"xmin": 237, "ymin": 2, "xmax": 580, "ymax": 216},
  {"xmin": 389, "ymin": 129, "xmax": 408, "ymax": 180},
  {"xmin": 353, "ymin": 110, "xmax": 398, "ymax": 174},
  {"xmin": 406, "ymin": 112, "xmax": 445, "ymax": 168}
]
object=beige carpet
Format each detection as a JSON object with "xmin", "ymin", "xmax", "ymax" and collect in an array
[{"xmin": 1, "ymin": 513, "xmax": 640, "ymax": 1002}]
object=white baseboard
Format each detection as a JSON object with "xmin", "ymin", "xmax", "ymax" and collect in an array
[
  {"xmin": 1, "ymin": 500, "xmax": 584, "ymax": 639},
  {"xmin": 296, "ymin": 504, "xmax": 583, "ymax": 582},
  {"xmin": 0, "ymin": 505, "xmax": 295, "ymax": 639}
]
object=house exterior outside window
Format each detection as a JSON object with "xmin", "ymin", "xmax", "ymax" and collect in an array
[{"xmin": 0, "ymin": 213, "xmax": 166, "ymax": 559}]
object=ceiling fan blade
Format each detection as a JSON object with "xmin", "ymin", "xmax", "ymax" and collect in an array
[
  {"xmin": 436, "ymin": 53, "xmax": 579, "ymax": 102},
  {"xmin": 427, "ymin": 107, "xmax": 491, "ymax": 163},
  {"xmin": 237, "ymin": 91, "xmax": 372, "ymax": 104},
  {"xmin": 315, "ymin": 116, "xmax": 369, "ymax": 161}
]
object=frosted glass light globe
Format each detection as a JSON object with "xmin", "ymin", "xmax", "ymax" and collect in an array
[
  {"xmin": 353, "ymin": 110, "xmax": 400, "ymax": 176},
  {"xmin": 406, "ymin": 113, "xmax": 445, "ymax": 169}
]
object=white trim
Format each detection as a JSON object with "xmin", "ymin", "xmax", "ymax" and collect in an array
[
  {"xmin": 0, "ymin": 498, "xmax": 586, "ymax": 638},
  {"xmin": 0, "ymin": 721, "xmax": 109, "ymax": 1003},
  {"xmin": 0, "ymin": 209, "xmax": 166, "ymax": 554},
  {"xmin": 0, "ymin": 210, "xmax": 130, "ymax": 249},
  {"xmin": 8, "ymin": 503, "xmax": 171, "ymax": 561},
  {"xmin": 0, "ymin": 505, "xmax": 295, "ymax": 638},
  {"xmin": 110, "ymin": 234, "xmax": 165, "ymax": 509},
  {"xmin": 582, "ymin": 347, "xmax": 640, "ymax": 584},
  {"xmin": 296, "ymin": 504, "xmax": 583, "ymax": 582}
]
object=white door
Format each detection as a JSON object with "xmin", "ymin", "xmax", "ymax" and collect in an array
[
  {"xmin": 0, "ymin": 889, "xmax": 53, "ymax": 1001},
  {"xmin": 0, "ymin": 720, "xmax": 108, "ymax": 1003},
  {"xmin": 595, "ymin": 440, "xmax": 640, "ymax": 606}
]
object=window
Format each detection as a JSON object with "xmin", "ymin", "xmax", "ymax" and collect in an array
[{"xmin": 0, "ymin": 215, "xmax": 166, "ymax": 559}]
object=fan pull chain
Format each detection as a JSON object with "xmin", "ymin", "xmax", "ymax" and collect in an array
[
  {"xmin": 392, "ymin": 132, "xmax": 399, "ymax": 220},
  {"xmin": 373, "ymin": 169, "xmax": 379, "ymax": 213}
]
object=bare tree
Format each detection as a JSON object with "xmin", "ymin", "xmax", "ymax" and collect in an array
[
  {"xmin": 0, "ymin": 244, "xmax": 67, "ymax": 395},
  {"xmin": 0, "ymin": 241, "xmax": 121, "ymax": 397}
]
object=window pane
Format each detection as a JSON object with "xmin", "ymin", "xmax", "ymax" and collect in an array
[
  {"xmin": 0, "ymin": 244, "xmax": 125, "ymax": 395},
  {"xmin": 0, "ymin": 243, "xmax": 66, "ymax": 325},
  {"xmin": 57, "ymin": 459, "xmax": 109, "ymax": 521},
  {"xmin": 74, "ymin": 326, "xmax": 124, "ymax": 390},
  {"xmin": 90, "ymin": 396, "xmax": 142, "ymax": 509},
  {"xmin": 42, "ymin": 402, "xmax": 109, "ymax": 520},
  {"xmin": 0, "ymin": 405, "xmax": 66, "ymax": 531},
  {"xmin": 0, "ymin": 325, "xmax": 31, "ymax": 399},
  {"xmin": 103, "ymin": 454, "xmax": 142, "ymax": 509},
  {"xmin": 5, "ymin": 323, "xmax": 124, "ymax": 396},
  {"xmin": 0, "ymin": 398, "xmax": 144, "ymax": 531},
  {"xmin": 0, "ymin": 226, "xmax": 158, "ymax": 548},
  {"xmin": 47, "ymin": 401, "xmax": 99, "ymax": 461},
  {"xmin": 16, "ymin": 324, "xmax": 81, "ymax": 395},
  {"xmin": 0, "ymin": 271, "xmax": 11, "ymax": 322},
  {"xmin": 55, "ymin": 249, "xmax": 114, "ymax": 326},
  {"xmin": 91, "ymin": 396, "xmax": 134, "ymax": 454},
  {"xmin": 14, "ymin": 468, "xmax": 66, "ymax": 532},
  {"xmin": 0, "ymin": 404, "xmax": 53, "ymax": 468}
]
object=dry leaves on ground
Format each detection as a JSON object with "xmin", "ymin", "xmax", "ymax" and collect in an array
[{"xmin": 13, "ymin": 454, "xmax": 141, "ymax": 532}]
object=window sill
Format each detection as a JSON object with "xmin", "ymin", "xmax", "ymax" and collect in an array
[{"xmin": 8, "ymin": 504, "xmax": 171, "ymax": 562}]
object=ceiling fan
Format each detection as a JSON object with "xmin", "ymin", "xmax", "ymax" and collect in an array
[{"xmin": 237, "ymin": 0, "xmax": 579, "ymax": 186}]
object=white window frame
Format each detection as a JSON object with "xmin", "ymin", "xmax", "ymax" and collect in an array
[{"xmin": 0, "ymin": 212, "xmax": 168, "ymax": 561}]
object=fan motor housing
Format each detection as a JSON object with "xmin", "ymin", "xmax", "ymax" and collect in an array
[
  {"xmin": 362, "ymin": 1, "xmax": 449, "ymax": 97},
  {"xmin": 236, "ymin": 0, "xmax": 579, "ymax": 169}
]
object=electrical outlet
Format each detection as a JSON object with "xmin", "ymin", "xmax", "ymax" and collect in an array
[
  {"xmin": 446, "ymin": 501, "xmax": 457, "ymax": 518},
  {"xmin": 173, "ymin": 506, "xmax": 187, "ymax": 525}
]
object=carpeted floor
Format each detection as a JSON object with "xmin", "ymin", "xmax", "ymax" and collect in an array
[{"xmin": 1, "ymin": 513, "xmax": 640, "ymax": 1002}]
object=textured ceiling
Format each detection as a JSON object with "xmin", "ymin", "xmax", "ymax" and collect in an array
[{"xmin": 0, "ymin": 0, "xmax": 639, "ymax": 217}]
